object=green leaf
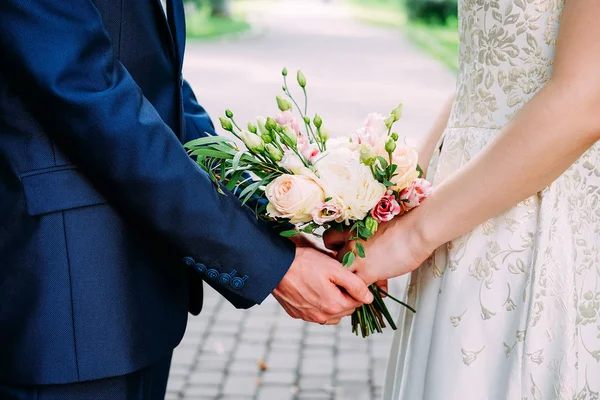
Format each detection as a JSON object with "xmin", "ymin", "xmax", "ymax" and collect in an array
[
  {"xmin": 383, "ymin": 180, "xmax": 394, "ymax": 187},
  {"xmin": 231, "ymin": 151, "xmax": 244, "ymax": 171},
  {"xmin": 358, "ymin": 227, "xmax": 373, "ymax": 239},
  {"xmin": 190, "ymin": 148, "xmax": 234, "ymax": 159},
  {"xmin": 184, "ymin": 136, "xmax": 236, "ymax": 148},
  {"xmin": 225, "ymin": 170, "xmax": 245, "ymax": 191},
  {"xmin": 238, "ymin": 180, "xmax": 262, "ymax": 199},
  {"xmin": 376, "ymin": 156, "xmax": 389, "ymax": 169},
  {"xmin": 416, "ymin": 164, "xmax": 424, "ymax": 178},
  {"xmin": 219, "ymin": 162, "xmax": 226, "ymax": 182},
  {"xmin": 280, "ymin": 230, "xmax": 300, "ymax": 237},
  {"xmin": 324, "ymin": 197, "xmax": 332, "ymax": 202},
  {"xmin": 342, "ymin": 251, "xmax": 355, "ymax": 267},
  {"xmin": 300, "ymin": 223, "xmax": 318, "ymax": 234},
  {"xmin": 355, "ymin": 242, "xmax": 365, "ymax": 258}
]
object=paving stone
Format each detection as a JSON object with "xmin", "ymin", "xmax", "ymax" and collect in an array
[
  {"xmin": 234, "ymin": 343, "xmax": 266, "ymax": 360},
  {"xmin": 257, "ymin": 385, "xmax": 296, "ymax": 400},
  {"xmin": 270, "ymin": 340, "xmax": 301, "ymax": 351},
  {"xmin": 261, "ymin": 370, "xmax": 296, "ymax": 385},
  {"xmin": 229, "ymin": 360, "xmax": 262, "ymax": 374},
  {"xmin": 297, "ymin": 390, "xmax": 333, "ymax": 400},
  {"xmin": 189, "ymin": 371, "xmax": 225, "ymax": 385},
  {"xmin": 305, "ymin": 334, "xmax": 336, "ymax": 347},
  {"xmin": 298, "ymin": 375, "xmax": 334, "ymax": 391},
  {"xmin": 222, "ymin": 375, "xmax": 261, "ymax": 396},
  {"xmin": 300, "ymin": 358, "xmax": 334, "ymax": 376},
  {"xmin": 265, "ymin": 352, "xmax": 300, "ymax": 369},
  {"xmin": 212, "ymin": 323, "xmax": 242, "ymax": 335},
  {"xmin": 165, "ymin": 376, "xmax": 186, "ymax": 393},
  {"xmin": 184, "ymin": 384, "xmax": 220, "ymax": 398},
  {"xmin": 336, "ymin": 370, "xmax": 370, "ymax": 383},
  {"xmin": 171, "ymin": 349, "xmax": 197, "ymax": 366},
  {"xmin": 337, "ymin": 353, "xmax": 369, "ymax": 370},
  {"xmin": 335, "ymin": 383, "xmax": 372, "ymax": 400},
  {"xmin": 202, "ymin": 337, "xmax": 237, "ymax": 356}
]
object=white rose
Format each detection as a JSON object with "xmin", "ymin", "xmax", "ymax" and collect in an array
[
  {"xmin": 325, "ymin": 137, "xmax": 360, "ymax": 153},
  {"xmin": 315, "ymin": 147, "xmax": 387, "ymax": 222},
  {"xmin": 389, "ymin": 145, "xmax": 419, "ymax": 191},
  {"xmin": 265, "ymin": 174, "xmax": 325, "ymax": 224}
]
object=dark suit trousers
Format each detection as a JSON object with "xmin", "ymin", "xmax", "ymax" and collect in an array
[{"xmin": 0, "ymin": 353, "xmax": 172, "ymax": 400}]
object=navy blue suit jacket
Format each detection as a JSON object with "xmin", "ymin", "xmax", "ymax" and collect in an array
[{"xmin": 0, "ymin": 0, "xmax": 294, "ymax": 385}]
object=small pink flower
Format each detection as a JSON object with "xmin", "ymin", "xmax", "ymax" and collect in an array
[
  {"xmin": 399, "ymin": 178, "xmax": 433, "ymax": 212},
  {"xmin": 312, "ymin": 202, "xmax": 342, "ymax": 225},
  {"xmin": 276, "ymin": 110, "xmax": 300, "ymax": 134},
  {"xmin": 370, "ymin": 191, "xmax": 401, "ymax": 223},
  {"xmin": 297, "ymin": 133, "xmax": 320, "ymax": 162}
]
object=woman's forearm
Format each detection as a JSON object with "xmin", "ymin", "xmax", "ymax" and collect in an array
[{"xmin": 413, "ymin": 81, "xmax": 600, "ymax": 250}]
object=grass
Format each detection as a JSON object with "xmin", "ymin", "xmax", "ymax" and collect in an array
[
  {"xmin": 347, "ymin": 0, "xmax": 459, "ymax": 71},
  {"xmin": 186, "ymin": 3, "xmax": 250, "ymax": 39}
]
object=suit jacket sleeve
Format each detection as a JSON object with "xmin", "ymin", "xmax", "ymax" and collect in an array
[
  {"xmin": 0, "ymin": 0, "xmax": 295, "ymax": 307},
  {"xmin": 181, "ymin": 79, "xmax": 217, "ymax": 142}
]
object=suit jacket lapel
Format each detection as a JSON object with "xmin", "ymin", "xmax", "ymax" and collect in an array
[{"xmin": 153, "ymin": 0, "xmax": 178, "ymax": 66}]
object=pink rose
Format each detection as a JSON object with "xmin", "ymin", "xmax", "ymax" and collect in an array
[
  {"xmin": 370, "ymin": 191, "xmax": 401, "ymax": 223},
  {"xmin": 312, "ymin": 202, "xmax": 342, "ymax": 225},
  {"xmin": 399, "ymin": 178, "xmax": 433, "ymax": 212},
  {"xmin": 276, "ymin": 110, "xmax": 300, "ymax": 134}
]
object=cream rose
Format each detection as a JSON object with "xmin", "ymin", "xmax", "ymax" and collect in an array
[
  {"xmin": 325, "ymin": 137, "xmax": 360, "ymax": 153},
  {"xmin": 265, "ymin": 174, "xmax": 325, "ymax": 224},
  {"xmin": 315, "ymin": 147, "xmax": 387, "ymax": 222},
  {"xmin": 389, "ymin": 144, "xmax": 419, "ymax": 191}
]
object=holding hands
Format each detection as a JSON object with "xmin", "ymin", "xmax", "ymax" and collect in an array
[
  {"xmin": 273, "ymin": 246, "xmax": 374, "ymax": 325},
  {"xmin": 323, "ymin": 207, "xmax": 434, "ymax": 286}
]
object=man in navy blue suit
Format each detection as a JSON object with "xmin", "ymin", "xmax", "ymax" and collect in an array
[{"xmin": 0, "ymin": 0, "xmax": 373, "ymax": 398}]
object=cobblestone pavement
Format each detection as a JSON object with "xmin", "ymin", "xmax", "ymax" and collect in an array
[
  {"xmin": 170, "ymin": 0, "xmax": 455, "ymax": 398},
  {"xmin": 167, "ymin": 290, "xmax": 400, "ymax": 400}
]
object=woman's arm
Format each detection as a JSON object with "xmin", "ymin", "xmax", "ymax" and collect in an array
[
  {"xmin": 345, "ymin": 0, "xmax": 600, "ymax": 284},
  {"xmin": 415, "ymin": 96, "xmax": 454, "ymax": 176}
]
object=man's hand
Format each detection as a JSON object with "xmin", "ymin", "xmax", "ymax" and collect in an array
[{"xmin": 273, "ymin": 247, "xmax": 373, "ymax": 325}]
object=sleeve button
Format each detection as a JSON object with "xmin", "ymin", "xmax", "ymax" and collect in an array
[
  {"xmin": 231, "ymin": 275, "xmax": 248, "ymax": 290},
  {"xmin": 182, "ymin": 256, "xmax": 195, "ymax": 267},
  {"xmin": 219, "ymin": 269, "xmax": 237, "ymax": 285},
  {"xmin": 195, "ymin": 263, "xmax": 207, "ymax": 274},
  {"xmin": 206, "ymin": 269, "xmax": 219, "ymax": 280}
]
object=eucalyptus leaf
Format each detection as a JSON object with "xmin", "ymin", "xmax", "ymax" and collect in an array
[
  {"xmin": 355, "ymin": 242, "xmax": 365, "ymax": 258},
  {"xmin": 342, "ymin": 251, "xmax": 355, "ymax": 267}
]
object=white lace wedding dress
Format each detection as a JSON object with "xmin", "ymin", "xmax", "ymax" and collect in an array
[{"xmin": 384, "ymin": 1, "xmax": 600, "ymax": 399}]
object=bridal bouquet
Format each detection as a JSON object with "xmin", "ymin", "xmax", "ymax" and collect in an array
[{"xmin": 185, "ymin": 68, "xmax": 431, "ymax": 337}]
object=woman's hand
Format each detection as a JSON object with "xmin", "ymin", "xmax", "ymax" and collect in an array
[{"xmin": 323, "ymin": 209, "xmax": 435, "ymax": 285}]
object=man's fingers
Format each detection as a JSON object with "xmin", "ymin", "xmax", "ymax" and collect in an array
[
  {"xmin": 323, "ymin": 229, "xmax": 351, "ymax": 250},
  {"xmin": 331, "ymin": 267, "xmax": 373, "ymax": 304}
]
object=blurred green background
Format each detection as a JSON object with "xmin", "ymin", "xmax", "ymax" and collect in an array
[{"xmin": 184, "ymin": 0, "xmax": 459, "ymax": 71}]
